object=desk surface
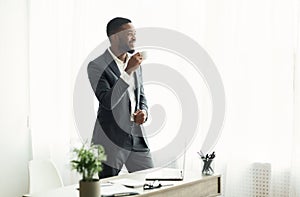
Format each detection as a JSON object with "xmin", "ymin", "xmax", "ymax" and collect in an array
[{"xmin": 30, "ymin": 169, "xmax": 221, "ymax": 197}]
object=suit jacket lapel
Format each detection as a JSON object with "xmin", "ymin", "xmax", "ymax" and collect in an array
[
  {"xmin": 134, "ymin": 71, "xmax": 139, "ymax": 111},
  {"xmin": 104, "ymin": 49, "xmax": 141, "ymax": 112},
  {"xmin": 134, "ymin": 71, "xmax": 138, "ymax": 88},
  {"xmin": 103, "ymin": 49, "xmax": 121, "ymax": 77},
  {"xmin": 109, "ymin": 61, "xmax": 121, "ymax": 77}
]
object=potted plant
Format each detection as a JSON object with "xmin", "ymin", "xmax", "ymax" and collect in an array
[{"xmin": 71, "ymin": 143, "xmax": 106, "ymax": 197}]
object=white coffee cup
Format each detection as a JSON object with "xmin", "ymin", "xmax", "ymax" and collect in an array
[{"xmin": 140, "ymin": 51, "xmax": 148, "ymax": 60}]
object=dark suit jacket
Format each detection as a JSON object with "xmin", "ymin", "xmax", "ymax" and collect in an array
[{"xmin": 87, "ymin": 49, "xmax": 149, "ymax": 152}]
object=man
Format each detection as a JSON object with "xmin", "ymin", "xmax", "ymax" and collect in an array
[{"xmin": 87, "ymin": 17, "xmax": 154, "ymax": 178}]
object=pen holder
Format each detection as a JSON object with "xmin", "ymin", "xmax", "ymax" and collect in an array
[{"xmin": 201, "ymin": 159, "xmax": 214, "ymax": 176}]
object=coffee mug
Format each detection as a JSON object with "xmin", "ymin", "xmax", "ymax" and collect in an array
[{"xmin": 140, "ymin": 51, "xmax": 148, "ymax": 60}]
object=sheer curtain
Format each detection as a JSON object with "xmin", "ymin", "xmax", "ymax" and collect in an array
[
  {"xmin": 202, "ymin": 0, "xmax": 300, "ymax": 196},
  {"xmin": 205, "ymin": 0, "xmax": 295, "ymax": 196},
  {"xmin": 28, "ymin": 0, "xmax": 300, "ymax": 195},
  {"xmin": 29, "ymin": 0, "xmax": 77, "ymax": 184},
  {"xmin": 290, "ymin": 0, "xmax": 300, "ymax": 196}
]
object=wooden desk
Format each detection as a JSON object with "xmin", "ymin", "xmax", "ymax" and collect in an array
[
  {"xmin": 136, "ymin": 170, "xmax": 220, "ymax": 197},
  {"xmin": 30, "ymin": 169, "xmax": 221, "ymax": 197}
]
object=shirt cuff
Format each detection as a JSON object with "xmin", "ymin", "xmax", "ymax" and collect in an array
[{"xmin": 120, "ymin": 71, "xmax": 132, "ymax": 84}]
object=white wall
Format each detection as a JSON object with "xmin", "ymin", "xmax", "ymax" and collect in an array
[{"xmin": 0, "ymin": 0, "xmax": 31, "ymax": 196}]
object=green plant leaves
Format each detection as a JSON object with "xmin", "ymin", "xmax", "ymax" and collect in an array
[{"xmin": 71, "ymin": 143, "xmax": 106, "ymax": 182}]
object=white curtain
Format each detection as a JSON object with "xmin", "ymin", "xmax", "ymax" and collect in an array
[
  {"xmin": 290, "ymin": 0, "xmax": 300, "ymax": 196},
  {"xmin": 28, "ymin": 0, "xmax": 300, "ymax": 195},
  {"xmin": 205, "ymin": 0, "xmax": 295, "ymax": 196},
  {"xmin": 29, "ymin": 0, "xmax": 79, "ymax": 184}
]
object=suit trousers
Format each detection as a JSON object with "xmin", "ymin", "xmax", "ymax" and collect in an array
[
  {"xmin": 99, "ymin": 149, "xmax": 154, "ymax": 179},
  {"xmin": 97, "ymin": 120, "xmax": 153, "ymax": 179}
]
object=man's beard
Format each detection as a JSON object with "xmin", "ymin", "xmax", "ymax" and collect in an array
[
  {"xmin": 119, "ymin": 45, "xmax": 134, "ymax": 54},
  {"xmin": 120, "ymin": 42, "xmax": 135, "ymax": 54},
  {"xmin": 125, "ymin": 43, "xmax": 135, "ymax": 54},
  {"xmin": 127, "ymin": 49, "xmax": 135, "ymax": 54}
]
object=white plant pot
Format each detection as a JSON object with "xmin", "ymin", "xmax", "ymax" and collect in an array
[{"xmin": 79, "ymin": 179, "xmax": 100, "ymax": 197}]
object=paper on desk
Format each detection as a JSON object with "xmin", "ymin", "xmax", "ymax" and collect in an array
[
  {"xmin": 101, "ymin": 183, "xmax": 140, "ymax": 196},
  {"xmin": 109, "ymin": 178, "xmax": 145, "ymax": 188}
]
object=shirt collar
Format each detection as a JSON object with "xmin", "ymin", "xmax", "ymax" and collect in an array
[{"xmin": 108, "ymin": 47, "xmax": 128, "ymax": 65}]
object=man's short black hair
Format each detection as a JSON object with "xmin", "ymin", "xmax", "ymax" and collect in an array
[{"xmin": 106, "ymin": 17, "xmax": 132, "ymax": 37}]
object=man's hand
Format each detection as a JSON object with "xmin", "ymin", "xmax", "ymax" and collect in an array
[
  {"xmin": 133, "ymin": 109, "xmax": 147, "ymax": 125},
  {"xmin": 125, "ymin": 52, "xmax": 143, "ymax": 75}
]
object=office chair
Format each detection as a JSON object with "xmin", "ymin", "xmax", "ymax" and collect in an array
[{"xmin": 23, "ymin": 159, "xmax": 64, "ymax": 197}]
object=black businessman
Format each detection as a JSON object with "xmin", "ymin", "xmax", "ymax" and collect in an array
[{"xmin": 87, "ymin": 17, "xmax": 154, "ymax": 178}]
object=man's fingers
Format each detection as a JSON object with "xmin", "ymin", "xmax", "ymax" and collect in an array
[
  {"xmin": 133, "ymin": 109, "xmax": 141, "ymax": 115},
  {"xmin": 136, "ymin": 52, "xmax": 143, "ymax": 60},
  {"xmin": 134, "ymin": 115, "xmax": 145, "ymax": 125},
  {"xmin": 133, "ymin": 109, "xmax": 146, "ymax": 125},
  {"xmin": 136, "ymin": 111, "xmax": 143, "ymax": 115},
  {"xmin": 134, "ymin": 109, "xmax": 142, "ymax": 115},
  {"xmin": 134, "ymin": 53, "xmax": 143, "ymax": 63},
  {"xmin": 126, "ymin": 54, "xmax": 143, "ymax": 74}
]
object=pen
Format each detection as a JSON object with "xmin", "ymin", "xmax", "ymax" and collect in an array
[
  {"xmin": 114, "ymin": 192, "xmax": 138, "ymax": 196},
  {"xmin": 102, "ymin": 192, "xmax": 139, "ymax": 197},
  {"xmin": 197, "ymin": 152, "xmax": 205, "ymax": 159}
]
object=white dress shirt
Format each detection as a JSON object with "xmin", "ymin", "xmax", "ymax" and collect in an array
[{"xmin": 108, "ymin": 48, "xmax": 136, "ymax": 121}]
